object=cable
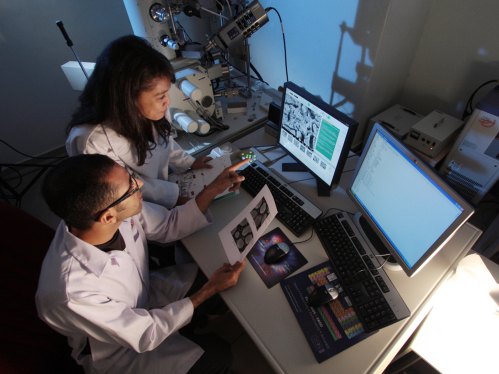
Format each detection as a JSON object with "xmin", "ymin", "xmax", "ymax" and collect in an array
[
  {"xmin": 262, "ymin": 153, "xmax": 287, "ymax": 167},
  {"xmin": 215, "ymin": 0, "xmax": 224, "ymax": 14},
  {"xmin": 0, "ymin": 139, "xmax": 67, "ymax": 160},
  {"xmin": 288, "ymin": 177, "xmax": 315, "ymax": 184},
  {"xmin": 292, "ymin": 228, "xmax": 314, "ymax": 245},
  {"xmin": 220, "ymin": 55, "xmax": 267, "ymax": 84},
  {"xmin": 230, "ymin": 331, "xmax": 246, "ymax": 346},
  {"xmin": 200, "ymin": 6, "xmax": 228, "ymax": 19},
  {"xmin": 1, "ymin": 166, "xmax": 23, "ymax": 189},
  {"xmin": 318, "ymin": 207, "xmax": 338, "ymax": 220},
  {"xmin": 462, "ymin": 79, "xmax": 499, "ymax": 120},
  {"xmin": 265, "ymin": 7, "xmax": 289, "ymax": 82},
  {"xmin": 175, "ymin": 20, "xmax": 193, "ymax": 43},
  {"xmin": 354, "ymin": 254, "xmax": 392, "ymax": 277}
]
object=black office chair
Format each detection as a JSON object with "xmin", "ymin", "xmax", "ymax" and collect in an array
[{"xmin": 0, "ymin": 201, "xmax": 83, "ymax": 374}]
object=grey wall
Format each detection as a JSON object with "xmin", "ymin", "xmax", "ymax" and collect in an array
[
  {"xmin": 248, "ymin": 0, "xmax": 435, "ymax": 146},
  {"xmin": 2, "ymin": 0, "xmax": 499, "ymax": 162},
  {"xmin": 0, "ymin": 0, "xmax": 133, "ymax": 164},
  {"xmin": 400, "ymin": 0, "xmax": 499, "ymax": 119}
]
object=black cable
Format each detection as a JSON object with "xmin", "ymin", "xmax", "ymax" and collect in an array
[
  {"xmin": 318, "ymin": 207, "xmax": 338, "ymax": 220},
  {"xmin": 480, "ymin": 205, "xmax": 499, "ymax": 227},
  {"xmin": 354, "ymin": 254, "xmax": 392, "ymax": 276},
  {"xmin": 462, "ymin": 79, "xmax": 499, "ymax": 120},
  {"xmin": 288, "ymin": 177, "xmax": 315, "ymax": 184},
  {"xmin": 230, "ymin": 331, "xmax": 246, "ymax": 346},
  {"xmin": 220, "ymin": 55, "xmax": 265, "ymax": 84},
  {"xmin": 1, "ymin": 166, "xmax": 23, "ymax": 189},
  {"xmin": 175, "ymin": 20, "xmax": 193, "ymax": 43},
  {"xmin": 342, "ymin": 169, "xmax": 355, "ymax": 173},
  {"xmin": 250, "ymin": 62, "xmax": 267, "ymax": 85},
  {"xmin": 0, "ymin": 139, "xmax": 67, "ymax": 160},
  {"xmin": 292, "ymin": 228, "xmax": 314, "ymax": 245},
  {"xmin": 265, "ymin": 7, "xmax": 289, "ymax": 82}
]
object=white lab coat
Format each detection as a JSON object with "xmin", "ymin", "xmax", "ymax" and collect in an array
[
  {"xmin": 66, "ymin": 117, "xmax": 195, "ymax": 209},
  {"xmin": 36, "ymin": 200, "xmax": 213, "ymax": 374}
]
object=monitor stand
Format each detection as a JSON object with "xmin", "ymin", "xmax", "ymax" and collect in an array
[
  {"xmin": 282, "ymin": 162, "xmax": 331, "ymax": 197},
  {"xmin": 357, "ymin": 214, "xmax": 402, "ymax": 272}
]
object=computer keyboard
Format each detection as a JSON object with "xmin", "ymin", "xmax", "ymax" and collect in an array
[
  {"xmin": 313, "ymin": 212, "xmax": 411, "ymax": 333},
  {"xmin": 239, "ymin": 160, "xmax": 322, "ymax": 237}
]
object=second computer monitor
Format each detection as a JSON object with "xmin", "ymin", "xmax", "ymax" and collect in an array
[
  {"xmin": 347, "ymin": 123, "xmax": 474, "ymax": 277},
  {"xmin": 277, "ymin": 82, "xmax": 358, "ymax": 196}
]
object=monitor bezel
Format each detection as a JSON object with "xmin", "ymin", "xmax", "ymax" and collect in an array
[
  {"xmin": 277, "ymin": 81, "xmax": 358, "ymax": 191},
  {"xmin": 347, "ymin": 123, "xmax": 474, "ymax": 277}
]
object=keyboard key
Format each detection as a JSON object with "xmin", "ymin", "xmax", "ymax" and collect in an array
[{"xmin": 313, "ymin": 212, "xmax": 410, "ymax": 333}]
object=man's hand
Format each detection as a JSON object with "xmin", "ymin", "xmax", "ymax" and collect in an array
[
  {"xmin": 189, "ymin": 259, "xmax": 246, "ymax": 309},
  {"xmin": 195, "ymin": 158, "xmax": 250, "ymax": 213},
  {"xmin": 191, "ymin": 156, "xmax": 213, "ymax": 170},
  {"xmin": 209, "ymin": 158, "xmax": 250, "ymax": 194}
]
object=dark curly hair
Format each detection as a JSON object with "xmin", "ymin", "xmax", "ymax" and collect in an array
[
  {"xmin": 67, "ymin": 35, "xmax": 176, "ymax": 166},
  {"xmin": 42, "ymin": 154, "xmax": 117, "ymax": 230}
]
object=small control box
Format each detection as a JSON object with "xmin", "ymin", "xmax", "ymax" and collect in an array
[
  {"xmin": 404, "ymin": 110, "xmax": 463, "ymax": 158},
  {"xmin": 366, "ymin": 104, "xmax": 424, "ymax": 143}
]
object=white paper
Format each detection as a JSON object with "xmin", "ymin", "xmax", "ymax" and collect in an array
[
  {"xmin": 168, "ymin": 155, "xmax": 233, "ymax": 199},
  {"xmin": 218, "ymin": 185, "xmax": 277, "ymax": 264}
]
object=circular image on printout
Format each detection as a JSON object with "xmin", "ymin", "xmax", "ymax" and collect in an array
[
  {"xmin": 231, "ymin": 218, "xmax": 253, "ymax": 253},
  {"xmin": 250, "ymin": 197, "xmax": 270, "ymax": 230}
]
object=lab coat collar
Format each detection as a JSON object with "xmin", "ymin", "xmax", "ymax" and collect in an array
[
  {"xmin": 60, "ymin": 219, "xmax": 138, "ymax": 277},
  {"xmin": 62, "ymin": 221, "xmax": 122, "ymax": 278}
]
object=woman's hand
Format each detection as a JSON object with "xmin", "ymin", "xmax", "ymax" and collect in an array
[{"xmin": 191, "ymin": 156, "xmax": 213, "ymax": 170}]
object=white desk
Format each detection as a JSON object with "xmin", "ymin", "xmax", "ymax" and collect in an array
[
  {"xmin": 390, "ymin": 253, "xmax": 499, "ymax": 374},
  {"xmin": 181, "ymin": 137, "xmax": 482, "ymax": 374}
]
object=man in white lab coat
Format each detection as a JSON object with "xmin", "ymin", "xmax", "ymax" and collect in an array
[{"xmin": 36, "ymin": 154, "xmax": 248, "ymax": 374}]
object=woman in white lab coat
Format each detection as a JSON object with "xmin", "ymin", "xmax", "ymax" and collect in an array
[{"xmin": 66, "ymin": 35, "xmax": 212, "ymax": 209}]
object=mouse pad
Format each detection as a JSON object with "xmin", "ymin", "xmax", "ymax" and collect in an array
[
  {"xmin": 280, "ymin": 261, "xmax": 377, "ymax": 363},
  {"xmin": 247, "ymin": 227, "xmax": 308, "ymax": 288}
]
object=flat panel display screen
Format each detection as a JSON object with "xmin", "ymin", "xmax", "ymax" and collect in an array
[
  {"xmin": 278, "ymin": 82, "xmax": 358, "ymax": 191},
  {"xmin": 347, "ymin": 123, "xmax": 474, "ymax": 277}
]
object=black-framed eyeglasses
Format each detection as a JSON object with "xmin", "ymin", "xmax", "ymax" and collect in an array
[{"xmin": 94, "ymin": 174, "xmax": 140, "ymax": 221}]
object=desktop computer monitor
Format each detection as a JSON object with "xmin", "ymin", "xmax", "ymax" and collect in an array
[
  {"xmin": 277, "ymin": 82, "xmax": 358, "ymax": 196},
  {"xmin": 347, "ymin": 123, "xmax": 474, "ymax": 277}
]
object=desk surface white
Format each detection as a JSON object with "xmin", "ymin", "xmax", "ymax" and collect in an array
[{"xmin": 181, "ymin": 147, "xmax": 482, "ymax": 374}]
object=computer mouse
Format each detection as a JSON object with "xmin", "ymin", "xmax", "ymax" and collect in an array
[
  {"xmin": 264, "ymin": 242, "xmax": 290, "ymax": 264},
  {"xmin": 308, "ymin": 284, "xmax": 339, "ymax": 307}
]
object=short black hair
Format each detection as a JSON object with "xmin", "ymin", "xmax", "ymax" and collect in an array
[{"xmin": 42, "ymin": 154, "xmax": 117, "ymax": 230}]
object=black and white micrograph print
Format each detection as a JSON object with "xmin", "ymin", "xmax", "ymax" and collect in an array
[
  {"xmin": 282, "ymin": 95, "xmax": 321, "ymax": 150},
  {"xmin": 306, "ymin": 150, "xmax": 312, "ymax": 158},
  {"xmin": 231, "ymin": 218, "xmax": 253, "ymax": 253},
  {"xmin": 250, "ymin": 197, "xmax": 270, "ymax": 231},
  {"xmin": 320, "ymin": 161, "xmax": 327, "ymax": 170},
  {"xmin": 313, "ymin": 155, "xmax": 319, "ymax": 164}
]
